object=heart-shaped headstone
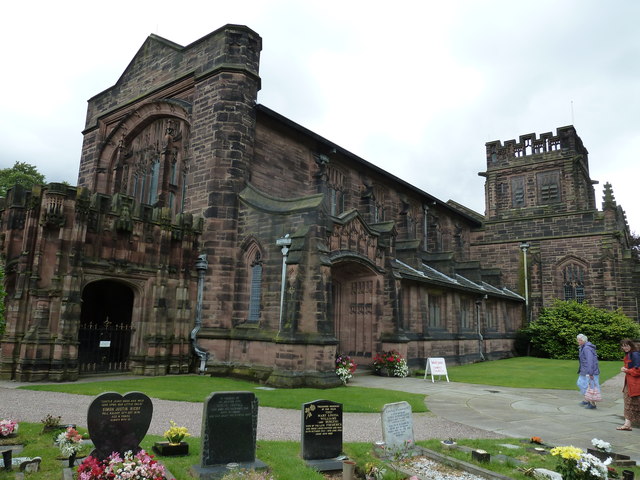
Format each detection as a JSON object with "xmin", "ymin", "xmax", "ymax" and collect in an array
[{"xmin": 87, "ymin": 392, "xmax": 153, "ymax": 460}]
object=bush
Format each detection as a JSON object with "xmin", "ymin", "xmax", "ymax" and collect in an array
[{"xmin": 523, "ymin": 300, "xmax": 640, "ymax": 360}]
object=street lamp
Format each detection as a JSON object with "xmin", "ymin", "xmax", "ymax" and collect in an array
[
  {"xmin": 276, "ymin": 234, "xmax": 292, "ymax": 332},
  {"xmin": 520, "ymin": 242, "xmax": 530, "ymax": 323}
]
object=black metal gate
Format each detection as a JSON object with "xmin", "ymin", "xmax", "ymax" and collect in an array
[{"xmin": 78, "ymin": 319, "xmax": 132, "ymax": 373}]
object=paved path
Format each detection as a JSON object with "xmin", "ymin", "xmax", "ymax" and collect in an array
[{"xmin": 1, "ymin": 373, "xmax": 637, "ymax": 464}]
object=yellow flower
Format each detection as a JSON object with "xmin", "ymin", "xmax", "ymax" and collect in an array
[
  {"xmin": 550, "ymin": 445, "xmax": 583, "ymax": 461},
  {"xmin": 163, "ymin": 420, "xmax": 190, "ymax": 444}
]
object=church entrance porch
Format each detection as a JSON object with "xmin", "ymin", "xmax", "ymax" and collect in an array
[{"xmin": 78, "ymin": 280, "xmax": 134, "ymax": 374}]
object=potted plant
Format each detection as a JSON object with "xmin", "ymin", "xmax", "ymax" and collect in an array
[
  {"xmin": 372, "ymin": 350, "xmax": 409, "ymax": 377},
  {"xmin": 153, "ymin": 420, "xmax": 190, "ymax": 456}
]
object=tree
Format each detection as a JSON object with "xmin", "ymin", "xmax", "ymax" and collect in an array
[
  {"xmin": 523, "ymin": 300, "xmax": 640, "ymax": 360},
  {"xmin": 0, "ymin": 161, "xmax": 46, "ymax": 197}
]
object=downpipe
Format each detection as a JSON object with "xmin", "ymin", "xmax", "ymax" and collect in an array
[{"xmin": 191, "ymin": 254, "xmax": 210, "ymax": 374}]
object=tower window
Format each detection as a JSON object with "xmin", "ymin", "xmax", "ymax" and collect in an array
[{"xmin": 563, "ymin": 264, "xmax": 586, "ymax": 303}]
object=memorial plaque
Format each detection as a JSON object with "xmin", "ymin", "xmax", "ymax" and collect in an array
[
  {"xmin": 381, "ymin": 401, "xmax": 414, "ymax": 449},
  {"xmin": 301, "ymin": 399, "xmax": 343, "ymax": 461},
  {"xmin": 200, "ymin": 391, "xmax": 258, "ymax": 466},
  {"xmin": 87, "ymin": 392, "xmax": 153, "ymax": 460}
]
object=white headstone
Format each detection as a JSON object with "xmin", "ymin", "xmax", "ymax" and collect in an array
[{"xmin": 381, "ymin": 401, "xmax": 414, "ymax": 449}]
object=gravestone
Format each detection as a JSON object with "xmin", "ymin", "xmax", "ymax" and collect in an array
[
  {"xmin": 87, "ymin": 391, "xmax": 153, "ymax": 460},
  {"xmin": 381, "ymin": 401, "xmax": 414, "ymax": 450},
  {"xmin": 301, "ymin": 399, "xmax": 343, "ymax": 471},
  {"xmin": 191, "ymin": 391, "xmax": 266, "ymax": 480}
]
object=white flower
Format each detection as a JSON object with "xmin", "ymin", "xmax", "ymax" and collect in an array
[{"xmin": 591, "ymin": 438, "xmax": 612, "ymax": 452}]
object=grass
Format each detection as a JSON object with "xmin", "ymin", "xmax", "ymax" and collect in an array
[
  {"xmin": 6, "ymin": 357, "xmax": 631, "ymax": 479},
  {"xmin": 20, "ymin": 375, "xmax": 428, "ymax": 413},
  {"xmin": 421, "ymin": 356, "xmax": 622, "ymax": 389},
  {"xmin": 4, "ymin": 425, "xmax": 639, "ymax": 480}
]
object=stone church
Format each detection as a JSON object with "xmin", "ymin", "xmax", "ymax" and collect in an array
[{"xmin": 1, "ymin": 25, "xmax": 637, "ymax": 386}]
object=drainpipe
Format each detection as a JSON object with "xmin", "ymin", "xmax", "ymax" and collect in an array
[
  {"xmin": 191, "ymin": 254, "xmax": 209, "ymax": 374},
  {"xmin": 520, "ymin": 242, "xmax": 530, "ymax": 324},
  {"xmin": 475, "ymin": 297, "xmax": 486, "ymax": 361},
  {"xmin": 276, "ymin": 234, "xmax": 292, "ymax": 332}
]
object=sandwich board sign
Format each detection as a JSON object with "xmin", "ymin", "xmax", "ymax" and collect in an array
[{"xmin": 423, "ymin": 357, "xmax": 449, "ymax": 382}]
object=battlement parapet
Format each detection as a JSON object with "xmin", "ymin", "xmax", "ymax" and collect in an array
[{"xmin": 485, "ymin": 125, "xmax": 588, "ymax": 164}]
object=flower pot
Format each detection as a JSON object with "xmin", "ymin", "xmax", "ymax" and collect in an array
[
  {"xmin": 441, "ymin": 440, "xmax": 457, "ymax": 449},
  {"xmin": 152, "ymin": 441, "xmax": 189, "ymax": 456},
  {"xmin": 68, "ymin": 453, "xmax": 77, "ymax": 468},
  {"xmin": 376, "ymin": 368, "xmax": 391, "ymax": 377}
]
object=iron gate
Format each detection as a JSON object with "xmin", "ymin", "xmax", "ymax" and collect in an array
[{"xmin": 78, "ymin": 320, "xmax": 132, "ymax": 373}]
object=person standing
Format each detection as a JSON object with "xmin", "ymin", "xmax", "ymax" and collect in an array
[
  {"xmin": 617, "ymin": 338, "xmax": 640, "ymax": 430},
  {"xmin": 577, "ymin": 333, "xmax": 600, "ymax": 409}
]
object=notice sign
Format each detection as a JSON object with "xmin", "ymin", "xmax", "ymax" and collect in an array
[{"xmin": 424, "ymin": 357, "xmax": 449, "ymax": 382}]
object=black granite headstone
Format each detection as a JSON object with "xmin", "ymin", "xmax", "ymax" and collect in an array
[
  {"xmin": 200, "ymin": 391, "xmax": 258, "ymax": 466},
  {"xmin": 87, "ymin": 392, "xmax": 153, "ymax": 460},
  {"xmin": 301, "ymin": 399, "xmax": 343, "ymax": 461}
]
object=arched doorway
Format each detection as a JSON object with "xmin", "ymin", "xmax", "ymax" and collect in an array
[
  {"xmin": 332, "ymin": 261, "xmax": 380, "ymax": 366},
  {"xmin": 78, "ymin": 280, "xmax": 134, "ymax": 373}
]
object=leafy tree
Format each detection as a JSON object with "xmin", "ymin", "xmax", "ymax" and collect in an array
[
  {"xmin": 523, "ymin": 300, "xmax": 640, "ymax": 360},
  {"xmin": 0, "ymin": 161, "xmax": 46, "ymax": 197}
]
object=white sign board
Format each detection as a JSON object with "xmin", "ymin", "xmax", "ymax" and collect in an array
[
  {"xmin": 424, "ymin": 357, "xmax": 449, "ymax": 382},
  {"xmin": 99, "ymin": 340, "xmax": 111, "ymax": 348}
]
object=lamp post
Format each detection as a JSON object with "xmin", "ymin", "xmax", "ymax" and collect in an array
[
  {"xmin": 276, "ymin": 234, "xmax": 292, "ymax": 332},
  {"xmin": 520, "ymin": 242, "xmax": 530, "ymax": 324}
]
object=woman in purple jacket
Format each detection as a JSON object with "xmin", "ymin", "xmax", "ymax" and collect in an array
[{"xmin": 577, "ymin": 333, "xmax": 600, "ymax": 409}]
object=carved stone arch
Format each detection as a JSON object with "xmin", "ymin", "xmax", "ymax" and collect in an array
[{"xmin": 95, "ymin": 101, "xmax": 192, "ymax": 208}]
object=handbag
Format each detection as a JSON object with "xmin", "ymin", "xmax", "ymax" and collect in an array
[{"xmin": 584, "ymin": 381, "xmax": 602, "ymax": 402}]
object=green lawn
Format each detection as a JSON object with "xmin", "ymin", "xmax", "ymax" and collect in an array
[
  {"xmin": 21, "ymin": 375, "xmax": 427, "ymax": 413},
  {"xmin": 436, "ymin": 356, "xmax": 621, "ymax": 389}
]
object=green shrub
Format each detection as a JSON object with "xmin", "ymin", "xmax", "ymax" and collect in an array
[{"xmin": 522, "ymin": 300, "xmax": 640, "ymax": 360}]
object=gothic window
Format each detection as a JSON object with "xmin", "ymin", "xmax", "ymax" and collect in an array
[
  {"xmin": 460, "ymin": 298, "xmax": 471, "ymax": 329},
  {"xmin": 247, "ymin": 248, "xmax": 263, "ymax": 322},
  {"xmin": 511, "ymin": 176, "xmax": 525, "ymax": 207},
  {"xmin": 119, "ymin": 117, "xmax": 189, "ymax": 215},
  {"xmin": 148, "ymin": 160, "xmax": 160, "ymax": 205},
  {"xmin": 327, "ymin": 167, "xmax": 345, "ymax": 216},
  {"xmin": 563, "ymin": 264, "xmax": 586, "ymax": 303},
  {"xmin": 486, "ymin": 303, "xmax": 497, "ymax": 330},
  {"xmin": 428, "ymin": 294, "xmax": 442, "ymax": 328},
  {"xmin": 537, "ymin": 171, "xmax": 561, "ymax": 204}
]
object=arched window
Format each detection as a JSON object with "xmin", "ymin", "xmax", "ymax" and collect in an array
[
  {"xmin": 247, "ymin": 248, "xmax": 263, "ymax": 322},
  {"xmin": 563, "ymin": 264, "xmax": 586, "ymax": 303}
]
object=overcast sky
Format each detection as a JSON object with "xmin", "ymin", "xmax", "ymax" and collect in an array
[{"xmin": 2, "ymin": 0, "xmax": 638, "ymax": 232}]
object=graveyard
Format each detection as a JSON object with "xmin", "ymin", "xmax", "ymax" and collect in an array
[{"xmin": 2, "ymin": 360, "xmax": 640, "ymax": 479}]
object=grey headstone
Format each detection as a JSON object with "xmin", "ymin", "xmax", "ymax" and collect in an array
[
  {"xmin": 301, "ymin": 400, "xmax": 343, "ymax": 461},
  {"xmin": 381, "ymin": 401, "xmax": 414, "ymax": 449},
  {"xmin": 200, "ymin": 391, "xmax": 258, "ymax": 466}
]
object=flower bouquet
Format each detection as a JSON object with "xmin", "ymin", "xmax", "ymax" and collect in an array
[
  {"xmin": 56, "ymin": 426, "xmax": 84, "ymax": 457},
  {"xmin": 550, "ymin": 445, "xmax": 611, "ymax": 480},
  {"xmin": 591, "ymin": 438, "xmax": 611, "ymax": 453},
  {"xmin": 153, "ymin": 421, "xmax": 190, "ymax": 456},
  {"xmin": 77, "ymin": 450, "xmax": 166, "ymax": 480},
  {"xmin": 335, "ymin": 354, "xmax": 357, "ymax": 384},
  {"xmin": 372, "ymin": 350, "xmax": 409, "ymax": 377},
  {"xmin": 0, "ymin": 419, "xmax": 18, "ymax": 437}
]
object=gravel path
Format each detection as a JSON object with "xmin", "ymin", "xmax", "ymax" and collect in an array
[{"xmin": 0, "ymin": 387, "xmax": 502, "ymax": 442}]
